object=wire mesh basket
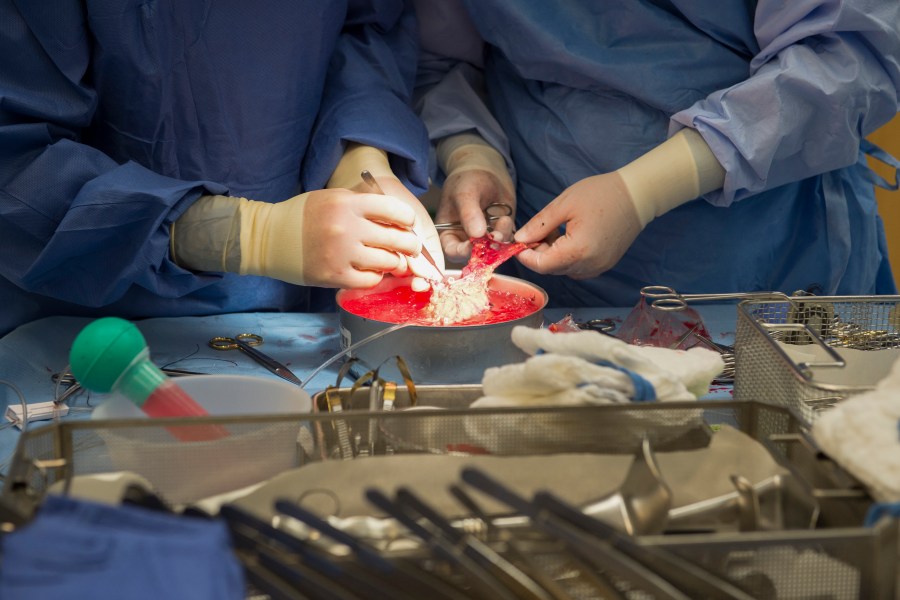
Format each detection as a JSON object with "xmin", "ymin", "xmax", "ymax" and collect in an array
[
  {"xmin": 641, "ymin": 520, "xmax": 898, "ymax": 599},
  {"xmin": 733, "ymin": 295, "xmax": 900, "ymax": 423},
  {"xmin": 0, "ymin": 399, "xmax": 892, "ymax": 598}
]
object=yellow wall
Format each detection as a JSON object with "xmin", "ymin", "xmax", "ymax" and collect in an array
[{"xmin": 870, "ymin": 114, "xmax": 900, "ymax": 288}]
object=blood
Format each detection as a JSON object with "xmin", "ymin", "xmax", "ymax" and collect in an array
[
  {"xmin": 341, "ymin": 284, "xmax": 540, "ymax": 326},
  {"xmin": 463, "ymin": 237, "xmax": 534, "ymax": 277},
  {"xmin": 343, "ymin": 236, "xmax": 542, "ymax": 326},
  {"xmin": 445, "ymin": 443, "xmax": 491, "ymax": 454},
  {"xmin": 617, "ymin": 296, "xmax": 713, "ymax": 349}
]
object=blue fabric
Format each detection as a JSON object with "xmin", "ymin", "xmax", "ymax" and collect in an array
[
  {"xmin": 0, "ymin": 495, "xmax": 244, "ymax": 599},
  {"xmin": 864, "ymin": 501, "xmax": 900, "ymax": 527},
  {"xmin": 417, "ymin": 0, "xmax": 900, "ymax": 307},
  {"xmin": 534, "ymin": 348, "xmax": 657, "ymax": 402},
  {"xmin": 592, "ymin": 359, "xmax": 657, "ymax": 403},
  {"xmin": 414, "ymin": 0, "xmax": 514, "ymax": 185},
  {"xmin": 860, "ymin": 139, "xmax": 900, "ymax": 191},
  {"xmin": 0, "ymin": 0, "xmax": 429, "ymax": 337}
]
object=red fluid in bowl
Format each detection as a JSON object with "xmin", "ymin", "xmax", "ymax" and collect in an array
[{"xmin": 341, "ymin": 285, "xmax": 541, "ymax": 326}]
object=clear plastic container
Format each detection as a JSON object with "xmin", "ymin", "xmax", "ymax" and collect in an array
[{"xmin": 91, "ymin": 374, "xmax": 311, "ymax": 505}]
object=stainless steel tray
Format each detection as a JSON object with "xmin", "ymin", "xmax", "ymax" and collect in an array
[
  {"xmin": 314, "ymin": 384, "xmax": 714, "ymax": 455},
  {"xmin": 0, "ymin": 397, "xmax": 890, "ymax": 599}
]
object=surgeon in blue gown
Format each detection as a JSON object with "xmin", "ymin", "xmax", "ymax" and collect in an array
[
  {"xmin": 415, "ymin": 0, "xmax": 900, "ymax": 308},
  {"xmin": 0, "ymin": 0, "xmax": 443, "ymax": 338}
]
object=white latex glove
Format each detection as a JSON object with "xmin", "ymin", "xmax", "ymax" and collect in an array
[
  {"xmin": 170, "ymin": 189, "xmax": 421, "ymax": 289},
  {"xmin": 515, "ymin": 128, "xmax": 725, "ymax": 279},
  {"xmin": 513, "ymin": 171, "xmax": 641, "ymax": 279},
  {"xmin": 328, "ymin": 143, "xmax": 444, "ymax": 291},
  {"xmin": 436, "ymin": 133, "xmax": 516, "ymax": 261}
]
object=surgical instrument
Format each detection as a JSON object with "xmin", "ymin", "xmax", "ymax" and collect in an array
[
  {"xmin": 52, "ymin": 368, "xmax": 199, "ymax": 387},
  {"xmin": 208, "ymin": 333, "xmax": 303, "ymax": 386},
  {"xmin": 433, "ymin": 202, "xmax": 513, "ymax": 232},
  {"xmin": 50, "ymin": 366, "xmax": 202, "ymax": 406},
  {"xmin": 639, "ymin": 285, "xmax": 792, "ymax": 311},
  {"xmin": 359, "ymin": 169, "xmax": 447, "ymax": 283},
  {"xmin": 269, "ymin": 499, "xmax": 469, "ymax": 600},
  {"xmin": 533, "ymin": 492, "xmax": 757, "ymax": 600},
  {"xmin": 667, "ymin": 324, "xmax": 736, "ymax": 383},
  {"xmin": 459, "ymin": 467, "xmax": 690, "ymax": 600},
  {"xmin": 364, "ymin": 488, "xmax": 528, "ymax": 600}
]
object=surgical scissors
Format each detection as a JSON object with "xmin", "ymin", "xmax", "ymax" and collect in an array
[
  {"xmin": 208, "ymin": 333, "xmax": 303, "ymax": 386},
  {"xmin": 433, "ymin": 202, "xmax": 513, "ymax": 232}
]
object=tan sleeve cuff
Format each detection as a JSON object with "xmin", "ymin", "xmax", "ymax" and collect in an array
[
  {"xmin": 170, "ymin": 194, "xmax": 243, "ymax": 273},
  {"xmin": 616, "ymin": 128, "xmax": 725, "ymax": 227},
  {"xmin": 437, "ymin": 133, "xmax": 514, "ymax": 196}
]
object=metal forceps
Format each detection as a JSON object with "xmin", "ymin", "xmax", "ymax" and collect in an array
[
  {"xmin": 433, "ymin": 202, "xmax": 513, "ymax": 232},
  {"xmin": 208, "ymin": 333, "xmax": 303, "ymax": 386}
]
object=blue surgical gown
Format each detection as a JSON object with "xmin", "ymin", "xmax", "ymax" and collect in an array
[
  {"xmin": 416, "ymin": 0, "xmax": 900, "ymax": 308},
  {"xmin": 0, "ymin": 495, "xmax": 244, "ymax": 600},
  {"xmin": 0, "ymin": 0, "xmax": 429, "ymax": 337}
]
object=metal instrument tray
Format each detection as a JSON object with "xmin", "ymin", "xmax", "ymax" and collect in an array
[
  {"xmin": 314, "ymin": 384, "xmax": 713, "ymax": 455},
  {"xmin": 0, "ymin": 397, "xmax": 890, "ymax": 598}
]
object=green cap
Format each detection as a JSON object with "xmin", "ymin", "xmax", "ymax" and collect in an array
[{"xmin": 69, "ymin": 317, "xmax": 149, "ymax": 393}]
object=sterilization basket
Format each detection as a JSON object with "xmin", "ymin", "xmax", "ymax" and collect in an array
[{"xmin": 733, "ymin": 295, "xmax": 900, "ymax": 423}]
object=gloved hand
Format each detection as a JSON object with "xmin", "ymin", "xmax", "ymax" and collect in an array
[
  {"xmin": 328, "ymin": 143, "xmax": 444, "ymax": 291},
  {"xmin": 436, "ymin": 133, "xmax": 516, "ymax": 261},
  {"xmin": 170, "ymin": 188, "xmax": 422, "ymax": 289},
  {"xmin": 512, "ymin": 171, "xmax": 641, "ymax": 279},
  {"xmin": 515, "ymin": 128, "xmax": 725, "ymax": 279}
]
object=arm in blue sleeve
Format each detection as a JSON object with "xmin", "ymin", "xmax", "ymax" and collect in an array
[
  {"xmin": 0, "ymin": 4, "xmax": 226, "ymax": 307},
  {"xmin": 671, "ymin": 0, "xmax": 900, "ymax": 205},
  {"xmin": 412, "ymin": 0, "xmax": 513, "ymax": 185},
  {"xmin": 415, "ymin": 61, "xmax": 516, "ymax": 186},
  {"xmin": 302, "ymin": 0, "xmax": 430, "ymax": 195}
]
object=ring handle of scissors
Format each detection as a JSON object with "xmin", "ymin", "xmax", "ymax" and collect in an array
[
  {"xmin": 434, "ymin": 202, "xmax": 514, "ymax": 231},
  {"xmin": 638, "ymin": 285, "xmax": 688, "ymax": 311},
  {"xmin": 484, "ymin": 202, "xmax": 513, "ymax": 219},
  {"xmin": 578, "ymin": 318, "xmax": 618, "ymax": 334},
  {"xmin": 208, "ymin": 333, "xmax": 264, "ymax": 351}
]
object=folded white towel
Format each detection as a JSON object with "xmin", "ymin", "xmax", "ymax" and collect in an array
[
  {"xmin": 481, "ymin": 354, "xmax": 634, "ymax": 402},
  {"xmin": 812, "ymin": 354, "xmax": 900, "ymax": 502},
  {"xmin": 512, "ymin": 326, "xmax": 725, "ymax": 398},
  {"xmin": 470, "ymin": 326, "xmax": 724, "ymax": 409}
]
